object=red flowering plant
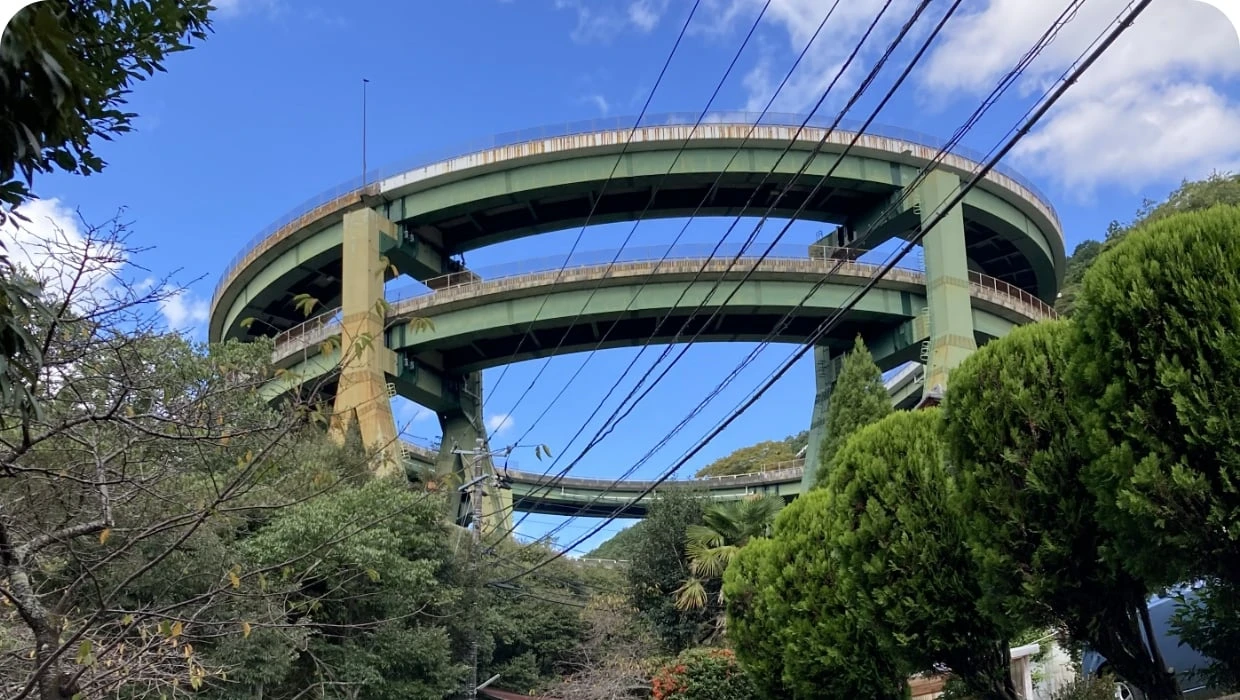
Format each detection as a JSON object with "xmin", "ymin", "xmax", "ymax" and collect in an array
[{"xmin": 650, "ymin": 648, "xmax": 759, "ymax": 700}]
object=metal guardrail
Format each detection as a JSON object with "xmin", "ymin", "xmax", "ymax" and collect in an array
[
  {"xmin": 270, "ymin": 251, "xmax": 1057, "ymax": 360},
  {"xmin": 214, "ymin": 111, "xmax": 1058, "ymax": 306}
]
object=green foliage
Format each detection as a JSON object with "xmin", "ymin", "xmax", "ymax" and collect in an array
[
  {"xmin": 824, "ymin": 409, "xmax": 1017, "ymax": 699},
  {"xmin": 675, "ymin": 495, "xmax": 783, "ymax": 628},
  {"xmin": 0, "ymin": 264, "xmax": 42, "ymax": 426},
  {"xmin": 625, "ymin": 490, "xmax": 716, "ymax": 653},
  {"xmin": 943, "ymin": 321, "xmax": 1179, "ymax": 699},
  {"xmin": 586, "ymin": 520, "xmax": 649, "ymax": 560},
  {"xmin": 1169, "ymin": 582, "xmax": 1240, "ymax": 692},
  {"xmin": 694, "ymin": 432, "xmax": 807, "ymax": 478},
  {"xmin": 1073, "ymin": 204, "xmax": 1240, "ymax": 588},
  {"xmin": 813, "ymin": 335, "xmax": 891, "ymax": 487},
  {"xmin": 1056, "ymin": 172, "xmax": 1240, "ymax": 315},
  {"xmin": 723, "ymin": 492, "xmax": 910, "ymax": 700},
  {"xmin": 1047, "ymin": 675, "xmax": 1122, "ymax": 700},
  {"xmin": 650, "ymin": 648, "xmax": 759, "ymax": 700},
  {"xmin": 0, "ymin": 0, "xmax": 213, "ymax": 215},
  {"xmin": 214, "ymin": 480, "xmax": 466, "ymax": 699}
]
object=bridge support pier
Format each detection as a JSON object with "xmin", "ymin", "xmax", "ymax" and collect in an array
[
  {"xmin": 918, "ymin": 170, "xmax": 976, "ymax": 403},
  {"xmin": 801, "ymin": 347, "xmax": 843, "ymax": 490},
  {"xmin": 331, "ymin": 207, "xmax": 402, "ymax": 477},
  {"xmin": 435, "ymin": 372, "xmax": 513, "ymax": 535}
]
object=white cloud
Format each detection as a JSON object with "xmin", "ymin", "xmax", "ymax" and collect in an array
[
  {"xmin": 705, "ymin": 0, "xmax": 921, "ymax": 113},
  {"xmin": 158, "ymin": 289, "xmax": 209, "ymax": 334},
  {"xmin": 919, "ymin": 0, "xmax": 1240, "ymax": 191},
  {"xmin": 628, "ymin": 0, "xmax": 668, "ymax": 31},
  {"xmin": 393, "ymin": 397, "xmax": 435, "ymax": 431},
  {"xmin": 586, "ymin": 94, "xmax": 610, "ymax": 115},
  {"xmin": 210, "ymin": 0, "xmax": 279, "ymax": 19},
  {"xmin": 555, "ymin": 0, "xmax": 671, "ymax": 42},
  {"xmin": 487, "ymin": 413, "xmax": 515, "ymax": 434},
  {"xmin": 3, "ymin": 198, "xmax": 124, "ymax": 304}
]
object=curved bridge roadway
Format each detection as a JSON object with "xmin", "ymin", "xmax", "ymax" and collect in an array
[
  {"xmin": 399, "ymin": 363, "xmax": 924, "ymax": 518},
  {"xmin": 211, "ymin": 113, "xmax": 1062, "ymax": 342},
  {"xmin": 208, "ymin": 113, "xmax": 1064, "ymax": 523},
  {"xmin": 262, "ymin": 251, "xmax": 1054, "ymax": 410}
]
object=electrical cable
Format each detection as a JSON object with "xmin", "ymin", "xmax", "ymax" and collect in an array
[
  {"xmin": 521, "ymin": 0, "xmax": 1089, "ymax": 548},
  {"xmin": 486, "ymin": 0, "xmax": 775, "ymax": 440},
  {"xmin": 493, "ymin": 0, "xmax": 1152, "ymax": 583},
  {"xmin": 494, "ymin": 0, "xmax": 937, "ymax": 541},
  {"xmin": 479, "ymin": 0, "xmax": 704, "ymax": 416},
  {"xmin": 488, "ymin": 0, "xmax": 901, "ymax": 540}
]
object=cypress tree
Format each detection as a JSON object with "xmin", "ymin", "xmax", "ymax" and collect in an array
[{"xmin": 813, "ymin": 335, "xmax": 891, "ymax": 488}]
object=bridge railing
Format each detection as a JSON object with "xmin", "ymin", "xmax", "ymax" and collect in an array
[
  {"xmin": 391, "ymin": 244, "xmax": 878, "ymax": 303},
  {"xmin": 269, "ymin": 252, "xmax": 1056, "ymax": 361},
  {"xmin": 215, "ymin": 111, "xmax": 1057, "ymax": 307}
]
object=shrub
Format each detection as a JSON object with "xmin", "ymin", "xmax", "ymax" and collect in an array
[{"xmin": 650, "ymin": 648, "xmax": 759, "ymax": 700}]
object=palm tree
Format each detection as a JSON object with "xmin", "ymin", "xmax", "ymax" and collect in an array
[{"xmin": 673, "ymin": 494, "xmax": 784, "ymax": 613}]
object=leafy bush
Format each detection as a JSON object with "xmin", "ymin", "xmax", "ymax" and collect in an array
[
  {"xmin": 650, "ymin": 648, "xmax": 759, "ymax": 700},
  {"xmin": 1048, "ymin": 675, "xmax": 1118, "ymax": 700}
]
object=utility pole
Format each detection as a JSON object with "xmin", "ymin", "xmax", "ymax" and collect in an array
[
  {"xmin": 468, "ymin": 436, "xmax": 483, "ymax": 700},
  {"xmin": 361, "ymin": 78, "xmax": 369, "ymax": 187},
  {"xmin": 455, "ymin": 437, "xmax": 507, "ymax": 700}
]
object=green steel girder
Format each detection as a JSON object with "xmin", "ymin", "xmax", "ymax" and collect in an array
[{"xmin": 213, "ymin": 140, "xmax": 1061, "ymax": 343}]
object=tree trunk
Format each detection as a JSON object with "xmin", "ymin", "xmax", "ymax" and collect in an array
[
  {"xmin": 959, "ymin": 640, "xmax": 1020, "ymax": 700},
  {"xmin": 1086, "ymin": 595, "xmax": 1180, "ymax": 700}
]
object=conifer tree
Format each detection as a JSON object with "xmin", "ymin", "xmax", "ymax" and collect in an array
[{"xmin": 813, "ymin": 335, "xmax": 892, "ymax": 488}]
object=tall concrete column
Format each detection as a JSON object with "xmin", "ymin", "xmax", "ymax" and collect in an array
[
  {"xmin": 918, "ymin": 169, "xmax": 976, "ymax": 402},
  {"xmin": 332, "ymin": 208, "xmax": 401, "ymax": 477},
  {"xmin": 800, "ymin": 347, "xmax": 842, "ymax": 490}
]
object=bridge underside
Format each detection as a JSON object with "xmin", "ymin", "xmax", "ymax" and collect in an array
[{"xmin": 217, "ymin": 144, "xmax": 1060, "ymax": 343}]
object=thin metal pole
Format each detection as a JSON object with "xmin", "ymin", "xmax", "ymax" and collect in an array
[
  {"xmin": 467, "ymin": 436, "xmax": 485, "ymax": 700},
  {"xmin": 362, "ymin": 78, "xmax": 369, "ymax": 187}
]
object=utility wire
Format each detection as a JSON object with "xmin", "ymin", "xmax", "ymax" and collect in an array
[
  {"xmin": 496, "ymin": 0, "xmax": 1151, "ymax": 583},
  {"xmin": 495, "ymin": 0, "xmax": 931, "ymax": 541},
  {"xmin": 492, "ymin": 0, "xmax": 845, "ymax": 460},
  {"xmin": 489, "ymin": 0, "xmax": 899, "ymax": 540},
  {"xmin": 521, "ymin": 0, "xmax": 1089, "ymax": 549},
  {"xmin": 480, "ymin": 0, "xmax": 703, "ymax": 421},
  {"xmin": 521, "ymin": 0, "xmax": 968, "ymax": 545},
  {"xmin": 488, "ymin": 0, "xmax": 775, "ymax": 442}
]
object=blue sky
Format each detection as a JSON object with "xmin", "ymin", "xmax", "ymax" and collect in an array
[{"xmin": 11, "ymin": 0, "xmax": 1240, "ymax": 553}]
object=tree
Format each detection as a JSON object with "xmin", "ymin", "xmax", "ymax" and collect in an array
[
  {"xmin": 625, "ymin": 490, "xmax": 714, "ymax": 653},
  {"xmin": 942, "ymin": 321, "xmax": 1179, "ymax": 699},
  {"xmin": 544, "ymin": 595, "xmax": 661, "ymax": 700},
  {"xmin": 822, "ymin": 409, "xmax": 1018, "ymax": 700},
  {"xmin": 213, "ymin": 480, "xmax": 466, "ymax": 700},
  {"xmin": 1056, "ymin": 172, "xmax": 1240, "ymax": 315},
  {"xmin": 0, "ymin": 213, "xmax": 438, "ymax": 699},
  {"xmin": 1169, "ymin": 581, "xmax": 1240, "ymax": 692},
  {"xmin": 723, "ymin": 493, "xmax": 909, "ymax": 700},
  {"xmin": 812, "ymin": 335, "xmax": 890, "ymax": 488},
  {"xmin": 650, "ymin": 648, "xmax": 759, "ymax": 700},
  {"xmin": 693, "ymin": 432, "xmax": 807, "ymax": 478},
  {"xmin": 1072, "ymin": 204, "xmax": 1240, "ymax": 590},
  {"xmin": 586, "ymin": 520, "xmax": 649, "ymax": 561},
  {"xmin": 673, "ymin": 495, "xmax": 782, "ymax": 639},
  {"xmin": 0, "ymin": 0, "xmax": 212, "ymax": 217}
]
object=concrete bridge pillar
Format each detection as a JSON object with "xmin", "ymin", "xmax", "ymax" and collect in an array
[
  {"xmin": 435, "ymin": 372, "xmax": 513, "ymax": 534},
  {"xmin": 918, "ymin": 170, "xmax": 976, "ymax": 403},
  {"xmin": 800, "ymin": 347, "xmax": 843, "ymax": 490},
  {"xmin": 331, "ymin": 207, "xmax": 402, "ymax": 477}
]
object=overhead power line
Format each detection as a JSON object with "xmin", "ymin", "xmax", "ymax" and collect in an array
[
  {"xmin": 480, "ymin": 0, "xmax": 704, "ymax": 419},
  {"xmin": 521, "ymin": 0, "xmax": 1090, "ymax": 545},
  {"xmin": 505, "ymin": 0, "xmax": 1087, "ymax": 548},
  {"xmin": 494, "ymin": 0, "xmax": 1152, "ymax": 584},
  {"xmin": 494, "ymin": 0, "xmax": 936, "ymax": 542},
  {"xmin": 486, "ymin": 0, "xmax": 896, "ymax": 541}
]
